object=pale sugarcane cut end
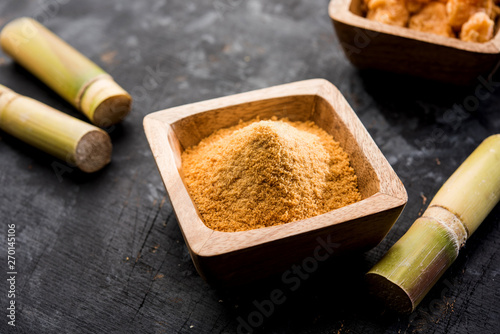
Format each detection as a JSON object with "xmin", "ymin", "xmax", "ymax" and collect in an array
[
  {"xmin": 93, "ymin": 93, "xmax": 132, "ymax": 127},
  {"xmin": 75, "ymin": 130, "xmax": 112, "ymax": 173},
  {"xmin": 79, "ymin": 75, "xmax": 132, "ymax": 127},
  {"xmin": 366, "ymin": 272, "xmax": 414, "ymax": 314}
]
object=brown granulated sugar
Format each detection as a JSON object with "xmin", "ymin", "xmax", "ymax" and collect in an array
[{"xmin": 181, "ymin": 117, "xmax": 362, "ymax": 232}]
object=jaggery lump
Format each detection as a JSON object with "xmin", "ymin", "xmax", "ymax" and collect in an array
[
  {"xmin": 181, "ymin": 118, "xmax": 362, "ymax": 232},
  {"xmin": 365, "ymin": 0, "xmax": 410, "ymax": 27},
  {"xmin": 447, "ymin": 0, "xmax": 497, "ymax": 30},
  {"xmin": 409, "ymin": 2, "xmax": 455, "ymax": 37},
  {"xmin": 406, "ymin": 0, "xmax": 429, "ymax": 14},
  {"xmin": 446, "ymin": 0, "xmax": 485, "ymax": 30},
  {"xmin": 460, "ymin": 12, "xmax": 495, "ymax": 41}
]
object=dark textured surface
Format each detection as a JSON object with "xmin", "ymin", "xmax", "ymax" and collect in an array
[{"xmin": 1, "ymin": 1, "xmax": 499, "ymax": 333}]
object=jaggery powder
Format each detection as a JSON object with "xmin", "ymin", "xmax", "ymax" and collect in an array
[{"xmin": 181, "ymin": 117, "xmax": 362, "ymax": 232}]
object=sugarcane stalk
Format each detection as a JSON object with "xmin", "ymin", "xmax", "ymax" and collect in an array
[
  {"xmin": 366, "ymin": 135, "xmax": 500, "ymax": 313},
  {"xmin": 0, "ymin": 84, "xmax": 112, "ymax": 173},
  {"xmin": 0, "ymin": 17, "xmax": 131, "ymax": 127}
]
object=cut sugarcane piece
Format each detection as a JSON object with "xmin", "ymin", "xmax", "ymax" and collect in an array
[
  {"xmin": 0, "ymin": 17, "xmax": 132, "ymax": 127},
  {"xmin": 0, "ymin": 84, "xmax": 112, "ymax": 173},
  {"xmin": 366, "ymin": 134, "xmax": 500, "ymax": 313}
]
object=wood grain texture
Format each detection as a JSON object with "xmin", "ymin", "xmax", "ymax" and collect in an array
[
  {"xmin": 329, "ymin": 0, "xmax": 500, "ymax": 85},
  {"xmin": 0, "ymin": 1, "xmax": 499, "ymax": 333}
]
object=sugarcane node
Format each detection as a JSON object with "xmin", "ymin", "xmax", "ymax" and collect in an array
[
  {"xmin": 422, "ymin": 205, "xmax": 469, "ymax": 248},
  {"xmin": 0, "ymin": 85, "xmax": 17, "ymax": 112},
  {"xmin": 366, "ymin": 134, "xmax": 500, "ymax": 313}
]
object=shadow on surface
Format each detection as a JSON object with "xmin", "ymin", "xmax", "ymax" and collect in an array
[
  {"xmin": 213, "ymin": 253, "xmax": 405, "ymax": 333},
  {"xmin": 357, "ymin": 67, "xmax": 500, "ymax": 123}
]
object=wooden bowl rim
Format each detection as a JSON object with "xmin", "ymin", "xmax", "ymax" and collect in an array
[
  {"xmin": 329, "ymin": 0, "xmax": 500, "ymax": 54},
  {"xmin": 144, "ymin": 79, "xmax": 407, "ymax": 257}
]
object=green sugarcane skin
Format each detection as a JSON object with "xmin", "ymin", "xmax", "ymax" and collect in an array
[
  {"xmin": 0, "ymin": 18, "xmax": 105, "ymax": 108},
  {"xmin": 430, "ymin": 135, "xmax": 500, "ymax": 236},
  {"xmin": 367, "ymin": 135, "xmax": 500, "ymax": 313},
  {"xmin": 367, "ymin": 218, "xmax": 458, "ymax": 313},
  {"xmin": 0, "ymin": 85, "xmax": 107, "ymax": 167}
]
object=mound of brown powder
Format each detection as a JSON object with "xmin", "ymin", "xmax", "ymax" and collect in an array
[{"xmin": 181, "ymin": 118, "xmax": 362, "ymax": 232}]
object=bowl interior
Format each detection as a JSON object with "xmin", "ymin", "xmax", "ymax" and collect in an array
[
  {"xmin": 170, "ymin": 94, "xmax": 380, "ymax": 203},
  {"xmin": 349, "ymin": 0, "xmax": 363, "ymax": 16}
]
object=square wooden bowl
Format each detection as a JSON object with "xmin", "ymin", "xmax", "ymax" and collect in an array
[
  {"xmin": 329, "ymin": 0, "xmax": 500, "ymax": 85},
  {"xmin": 144, "ymin": 79, "xmax": 407, "ymax": 286}
]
